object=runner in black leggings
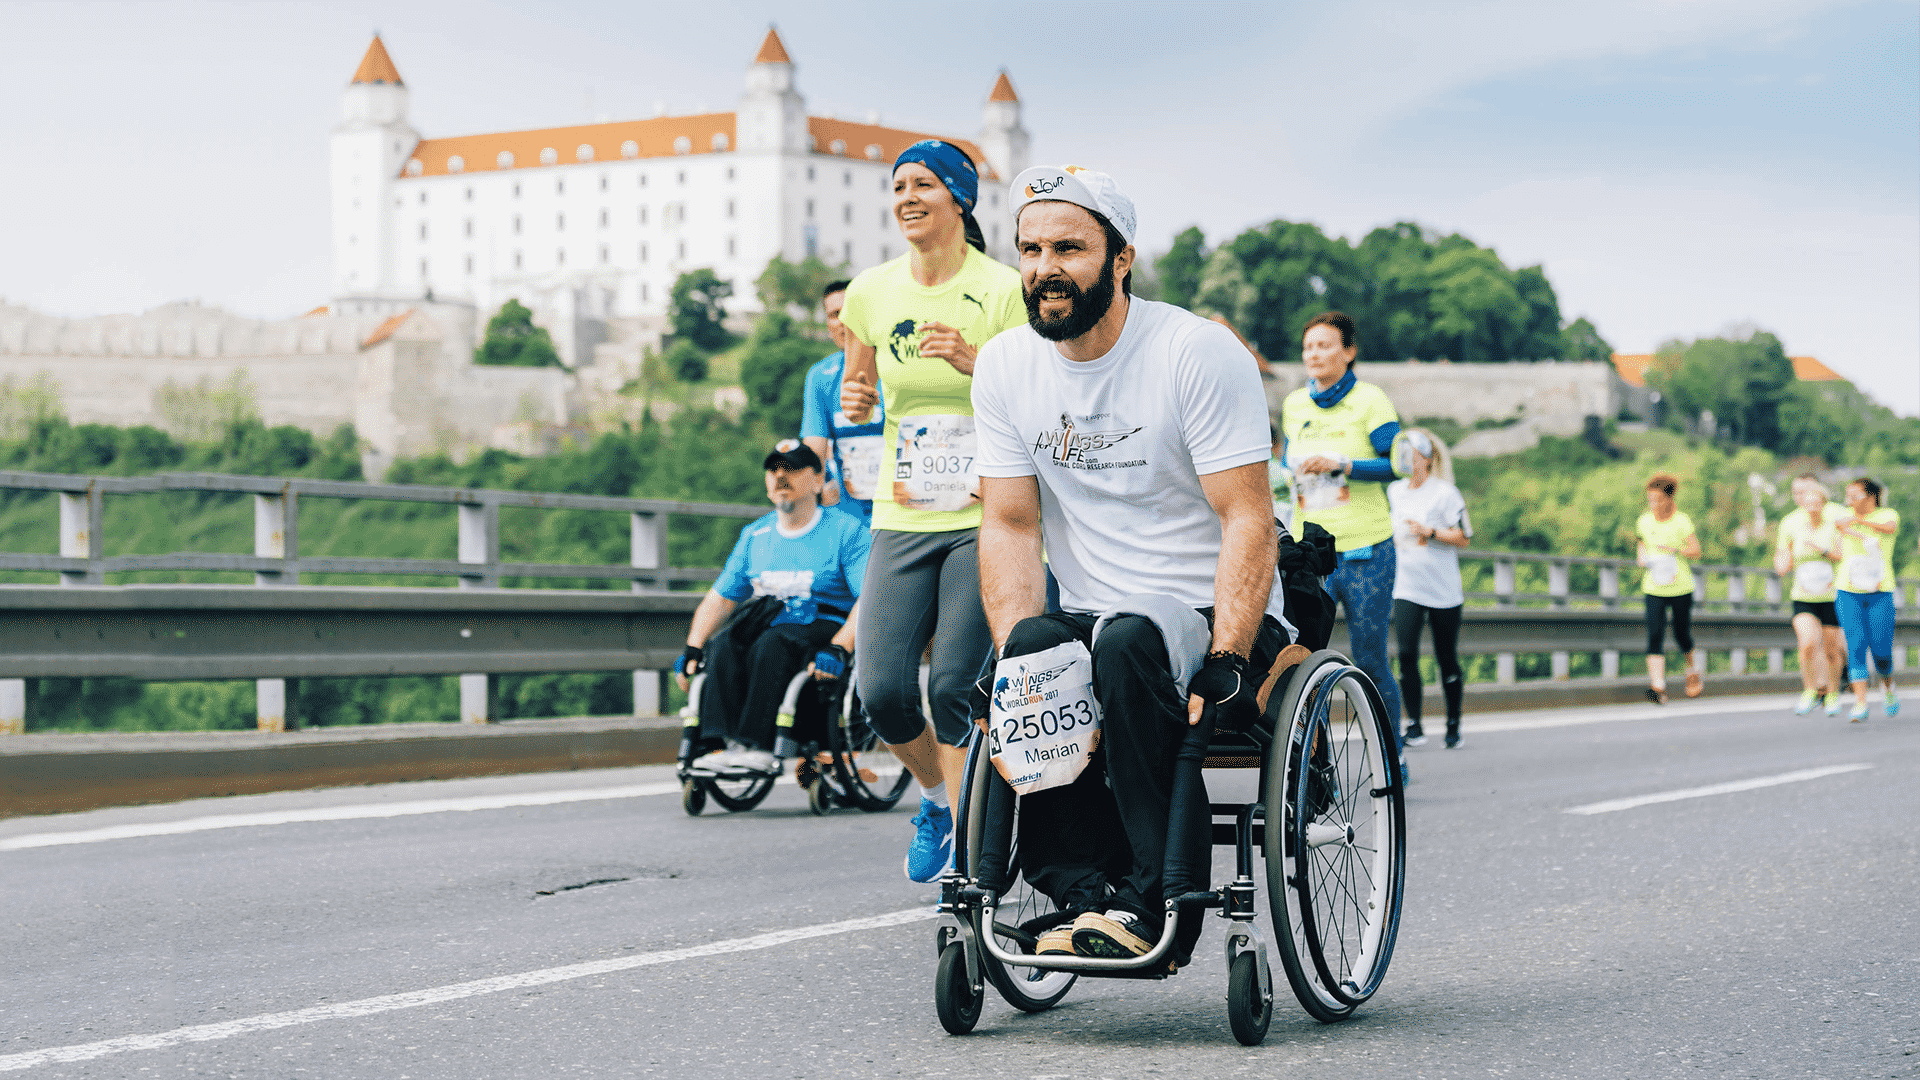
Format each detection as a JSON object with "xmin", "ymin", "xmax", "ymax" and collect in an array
[{"xmin": 1387, "ymin": 429, "xmax": 1471, "ymax": 748}]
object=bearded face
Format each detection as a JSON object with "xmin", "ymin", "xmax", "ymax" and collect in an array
[{"xmin": 1024, "ymin": 243, "xmax": 1119, "ymax": 343}]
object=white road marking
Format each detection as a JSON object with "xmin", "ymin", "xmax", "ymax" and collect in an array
[
  {"xmin": 1470, "ymin": 694, "xmax": 1797, "ymax": 735},
  {"xmin": 1564, "ymin": 763, "xmax": 1873, "ymax": 815},
  {"xmin": 0, "ymin": 906, "xmax": 937, "ymax": 1072}
]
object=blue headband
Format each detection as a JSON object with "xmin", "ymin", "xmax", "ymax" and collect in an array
[{"xmin": 894, "ymin": 140, "xmax": 978, "ymax": 214}]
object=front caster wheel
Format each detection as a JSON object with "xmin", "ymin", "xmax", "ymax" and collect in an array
[
  {"xmin": 680, "ymin": 779, "xmax": 706, "ymax": 816},
  {"xmin": 934, "ymin": 942, "xmax": 982, "ymax": 1035},
  {"xmin": 808, "ymin": 775, "xmax": 834, "ymax": 816},
  {"xmin": 1227, "ymin": 950, "xmax": 1271, "ymax": 1046}
]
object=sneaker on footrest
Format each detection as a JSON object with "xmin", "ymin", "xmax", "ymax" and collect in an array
[
  {"xmin": 1071, "ymin": 910, "xmax": 1155, "ymax": 959},
  {"xmin": 1035, "ymin": 925, "xmax": 1077, "ymax": 956},
  {"xmin": 690, "ymin": 747, "xmax": 738, "ymax": 771},
  {"xmin": 731, "ymin": 748, "xmax": 780, "ymax": 775}
]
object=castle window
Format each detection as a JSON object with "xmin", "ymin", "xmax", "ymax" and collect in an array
[
  {"xmin": 419, "ymin": 191, "xmax": 427, "ymax": 204},
  {"xmin": 808, "ymin": 134, "xmax": 817, "ymax": 151},
  {"xmin": 639, "ymin": 174, "xmax": 648, "ymax": 187},
  {"xmin": 842, "ymin": 204, "xmax": 851, "ymax": 224},
  {"xmin": 465, "ymin": 255, "xmax": 474, "ymax": 275},
  {"xmin": 540, "ymin": 147, "xmax": 559, "ymax": 165},
  {"xmin": 513, "ymin": 183, "xmax": 521, "ymax": 198},
  {"xmin": 881, "ymin": 245, "xmax": 891, "ymax": 261},
  {"xmin": 448, "ymin": 155, "xmax": 465, "ymax": 173},
  {"xmin": 600, "ymin": 244, "xmax": 609, "ymax": 265},
  {"xmin": 576, "ymin": 144, "xmax": 594, "ymax": 162},
  {"xmin": 599, "ymin": 175, "xmax": 608, "ymax": 192},
  {"xmin": 829, "ymin": 139, "xmax": 846, "ymax": 155},
  {"xmin": 621, "ymin": 140, "xmax": 639, "ymax": 159},
  {"xmin": 843, "ymin": 170, "xmax": 851, "ymax": 187},
  {"xmin": 498, "ymin": 151, "xmax": 515, "ymax": 168},
  {"xmin": 806, "ymin": 199, "xmax": 814, "ymax": 218},
  {"xmin": 639, "ymin": 206, "xmax": 648, "ymax": 225},
  {"xmin": 992, "ymin": 224, "xmax": 1001, "ymax": 246},
  {"xmin": 465, "ymin": 187, "xmax": 473, "ymax": 201},
  {"xmin": 843, "ymin": 240, "xmax": 851, "ymax": 263},
  {"xmin": 640, "ymin": 242, "xmax": 648, "ymax": 262},
  {"xmin": 677, "ymin": 240, "xmax": 686, "ymax": 260},
  {"xmin": 514, "ymin": 215, "xmax": 522, "ymax": 235},
  {"xmin": 557, "ymin": 180, "xmax": 565, "ymax": 195},
  {"xmin": 419, "ymin": 258, "xmax": 428, "ymax": 277},
  {"xmin": 419, "ymin": 223, "xmax": 428, "ymax": 240},
  {"xmin": 865, "ymin": 144, "xmax": 882, "ymax": 161},
  {"xmin": 405, "ymin": 159, "xmax": 423, "ymax": 176},
  {"xmin": 727, "ymin": 167, "xmax": 735, "ymax": 181},
  {"xmin": 879, "ymin": 209, "xmax": 888, "ymax": 229},
  {"xmin": 711, "ymin": 133, "xmax": 729, "ymax": 151},
  {"xmin": 727, "ymin": 199, "xmax": 735, "ymax": 219},
  {"xmin": 677, "ymin": 171, "xmax": 686, "ymax": 185},
  {"xmin": 465, "ymin": 219, "xmax": 473, "ymax": 238},
  {"xmin": 599, "ymin": 208, "xmax": 609, "ymax": 227},
  {"xmin": 557, "ymin": 213, "xmax": 565, "ymax": 231},
  {"xmin": 727, "ymin": 237, "xmax": 736, "ymax": 257},
  {"xmin": 673, "ymin": 136, "xmax": 691, "ymax": 155},
  {"xmin": 642, "ymin": 283, "xmax": 649, "ymax": 303},
  {"xmin": 514, "ymin": 251, "xmax": 523, "ymax": 269},
  {"xmin": 807, "ymin": 166, "xmax": 815, "ymax": 181},
  {"xmin": 557, "ymin": 248, "xmax": 566, "ymax": 266}
]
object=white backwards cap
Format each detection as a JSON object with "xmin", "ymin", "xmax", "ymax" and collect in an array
[{"xmin": 1011, "ymin": 165, "xmax": 1137, "ymax": 245}]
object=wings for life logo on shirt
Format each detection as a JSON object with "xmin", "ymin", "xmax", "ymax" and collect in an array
[
  {"xmin": 752, "ymin": 569, "xmax": 817, "ymax": 620},
  {"xmin": 1032, "ymin": 411, "xmax": 1145, "ymax": 472},
  {"xmin": 886, "ymin": 320, "xmax": 922, "ymax": 363}
]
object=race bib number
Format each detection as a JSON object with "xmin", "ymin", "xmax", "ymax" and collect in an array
[
  {"xmin": 987, "ymin": 640, "xmax": 1100, "ymax": 797},
  {"xmin": 1848, "ymin": 553, "xmax": 1884, "ymax": 591},
  {"xmin": 835, "ymin": 432, "xmax": 885, "ymax": 501},
  {"xmin": 1647, "ymin": 554, "xmax": 1678, "ymax": 588},
  {"xmin": 893, "ymin": 414, "xmax": 978, "ymax": 513},
  {"xmin": 1794, "ymin": 560, "xmax": 1835, "ymax": 595},
  {"xmin": 1294, "ymin": 470, "xmax": 1350, "ymax": 512}
]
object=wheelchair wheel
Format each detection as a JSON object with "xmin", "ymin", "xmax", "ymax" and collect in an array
[
  {"xmin": 828, "ymin": 678, "xmax": 913, "ymax": 813},
  {"xmin": 707, "ymin": 773, "xmax": 776, "ymax": 813},
  {"xmin": 958, "ymin": 734, "xmax": 1077, "ymax": 1014},
  {"xmin": 1226, "ymin": 949, "xmax": 1271, "ymax": 1046},
  {"xmin": 807, "ymin": 773, "xmax": 834, "ymax": 816},
  {"xmin": 1265, "ymin": 651, "xmax": 1405, "ymax": 1023},
  {"xmin": 934, "ymin": 941, "xmax": 983, "ymax": 1035},
  {"xmin": 680, "ymin": 779, "xmax": 706, "ymax": 817}
]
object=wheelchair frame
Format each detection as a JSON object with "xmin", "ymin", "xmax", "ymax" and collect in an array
[
  {"xmin": 933, "ymin": 648, "xmax": 1407, "ymax": 1045},
  {"xmin": 677, "ymin": 664, "xmax": 912, "ymax": 817}
]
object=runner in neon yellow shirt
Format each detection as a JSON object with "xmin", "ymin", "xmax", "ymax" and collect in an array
[
  {"xmin": 1833, "ymin": 477, "xmax": 1901, "ymax": 721},
  {"xmin": 837, "ymin": 139, "xmax": 1026, "ymax": 882},
  {"xmin": 1773, "ymin": 474, "xmax": 1846, "ymax": 715},
  {"xmin": 1636, "ymin": 473, "xmax": 1702, "ymax": 704}
]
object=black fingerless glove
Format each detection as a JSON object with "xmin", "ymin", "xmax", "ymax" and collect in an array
[
  {"xmin": 1189, "ymin": 651, "xmax": 1259, "ymax": 732},
  {"xmin": 675, "ymin": 644, "xmax": 705, "ymax": 677}
]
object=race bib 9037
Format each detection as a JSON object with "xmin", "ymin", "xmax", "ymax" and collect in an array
[
  {"xmin": 893, "ymin": 414, "xmax": 978, "ymax": 512},
  {"xmin": 987, "ymin": 640, "xmax": 1100, "ymax": 797}
]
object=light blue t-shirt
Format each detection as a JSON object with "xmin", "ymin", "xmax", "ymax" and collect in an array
[
  {"xmin": 799, "ymin": 350, "xmax": 886, "ymax": 525},
  {"xmin": 712, "ymin": 505, "xmax": 870, "ymax": 626}
]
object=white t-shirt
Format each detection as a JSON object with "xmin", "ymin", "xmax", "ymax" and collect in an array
[
  {"xmin": 972, "ymin": 298, "xmax": 1287, "ymax": 624},
  {"xmin": 1387, "ymin": 477, "xmax": 1472, "ymax": 608}
]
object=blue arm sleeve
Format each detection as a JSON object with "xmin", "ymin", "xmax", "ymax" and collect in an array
[
  {"xmin": 1347, "ymin": 421, "xmax": 1400, "ymax": 481},
  {"xmin": 1368, "ymin": 421, "xmax": 1401, "ymax": 456}
]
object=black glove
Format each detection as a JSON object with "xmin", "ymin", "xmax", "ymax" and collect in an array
[
  {"xmin": 813, "ymin": 644, "xmax": 851, "ymax": 680},
  {"xmin": 1188, "ymin": 651, "xmax": 1259, "ymax": 732},
  {"xmin": 675, "ymin": 644, "xmax": 705, "ymax": 677}
]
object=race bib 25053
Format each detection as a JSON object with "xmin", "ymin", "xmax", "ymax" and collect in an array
[
  {"xmin": 893, "ymin": 414, "xmax": 978, "ymax": 513},
  {"xmin": 987, "ymin": 640, "xmax": 1100, "ymax": 797}
]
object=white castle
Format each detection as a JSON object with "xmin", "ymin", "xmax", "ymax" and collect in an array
[
  {"xmin": 0, "ymin": 29, "xmax": 1030, "ymax": 468},
  {"xmin": 332, "ymin": 28, "xmax": 1031, "ymax": 360}
]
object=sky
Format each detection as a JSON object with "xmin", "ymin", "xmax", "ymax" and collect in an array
[{"xmin": 1, "ymin": 0, "xmax": 1915, "ymax": 413}]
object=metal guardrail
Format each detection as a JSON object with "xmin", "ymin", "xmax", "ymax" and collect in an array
[{"xmin": 1457, "ymin": 546, "xmax": 1918, "ymax": 614}]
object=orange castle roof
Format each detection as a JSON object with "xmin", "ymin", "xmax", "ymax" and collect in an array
[
  {"xmin": 351, "ymin": 35, "xmax": 403, "ymax": 86},
  {"xmin": 806, "ymin": 118, "xmax": 998, "ymax": 179},
  {"xmin": 754, "ymin": 27, "xmax": 791, "ymax": 64},
  {"xmin": 1612, "ymin": 352, "xmax": 1844, "ymax": 387},
  {"xmin": 362, "ymin": 310, "xmax": 414, "ymax": 349},
  {"xmin": 405, "ymin": 113, "xmax": 736, "ymax": 178},
  {"xmin": 989, "ymin": 71, "xmax": 1018, "ymax": 102}
]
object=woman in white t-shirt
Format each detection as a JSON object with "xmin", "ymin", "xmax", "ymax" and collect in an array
[{"xmin": 1387, "ymin": 429, "xmax": 1472, "ymax": 748}]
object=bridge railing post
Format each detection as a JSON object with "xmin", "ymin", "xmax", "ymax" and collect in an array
[
  {"xmin": 631, "ymin": 510, "xmax": 666, "ymax": 717},
  {"xmin": 1549, "ymin": 560, "xmax": 1570, "ymax": 678},
  {"xmin": 457, "ymin": 499, "xmax": 500, "ymax": 723},
  {"xmin": 0, "ymin": 678, "xmax": 22, "ymax": 735},
  {"xmin": 1765, "ymin": 573, "xmax": 1782, "ymax": 612},
  {"xmin": 1599, "ymin": 565, "xmax": 1619, "ymax": 609},
  {"xmin": 253, "ymin": 489, "xmax": 297, "ymax": 731},
  {"xmin": 1494, "ymin": 559, "xmax": 1515, "ymax": 607},
  {"xmin": 58, "ymin": 486, "xmax": 103, "ymax": 586}
]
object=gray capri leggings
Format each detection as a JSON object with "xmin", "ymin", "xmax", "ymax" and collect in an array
[{"xmin": 856, "ymin": 528, "xmax": 992, "ymax": 747}]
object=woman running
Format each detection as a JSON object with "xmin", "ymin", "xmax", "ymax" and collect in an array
[
  {"xmin": 1774, "ymin": 474, "xmax": 1847, "ymax": 716},
  {"xmin": 1636, "ymin": 473, "xmax": 1702, "ymax": 704},
  {"xmin": 1833, "ymin": 477, "xmax": 1901, "ymax": 721},
  {"xmin": 837, "ymin": 140, "xmax": 1026, "ymax": 881},
  {"xmin": 1388, "ymin": 429, "xmax": 1471, "ymax": 748},
  {"xmin": 1279, "ymin": 311, "xmax": 1406, "ymax": 766}
]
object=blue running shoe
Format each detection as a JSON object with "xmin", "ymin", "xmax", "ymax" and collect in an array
[
  {"xmin": 1885, "ymin": 688, "xmax": 1900, "ymax": 717},
  {"xmin": 903, "ymin": 799, "xmax": 954, "ymax": 883}
]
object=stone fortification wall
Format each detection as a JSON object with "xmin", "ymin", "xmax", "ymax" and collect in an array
[{"xmin": 1264, "ymin": 361, "xmax": 1620, "ymax": 456}]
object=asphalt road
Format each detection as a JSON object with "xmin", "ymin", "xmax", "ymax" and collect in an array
[{"xmin": 2, "ymin": 693, "xmax": 1915, "ymax": 1079}]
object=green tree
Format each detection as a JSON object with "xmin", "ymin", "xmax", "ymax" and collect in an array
[
  {"xmin": 1649, "ymin": 330, "xmax": 1796, "ymax": 448},
  {"xmin": 1193, "ymin": 220, "xmax": 1361, "ymax": 362},
  {"xmin": 474, "ymin": 299, "xmax": 561, "ymax": 367},
  {"xmin": 1561, "ymin": 316, "xmax": 1613, "ymax": 364},
  {"xmin": 663, "ymin": 338, "xmax": 709, "ymax": 383},
  {"xmin": 1156, "ymin": 226, "xmax": 1210, "ymax": 310},
  {"xmin": 755, "ymin": 255, "xmax": 846, "ymax": 317},
  {"xmin": 669, "ymin": 269, "xmax": 734, "ymax": 350},
  {"xmin": 739, "ymin": 313, "xmax": 832, "ymax": 436}
]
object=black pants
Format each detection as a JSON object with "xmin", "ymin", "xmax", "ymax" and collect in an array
[
  {"xmin": 985, "ymin": 609, "xmax": 1285, "ymax": 939},
  {"xmin": 1644, "ymin": 593, "xmax": 1695, "ymax": 655},
  {"xmin": 1392, "ymin": 599, "xmax": 1463, "ymax": 731},
  {"xmin": 701, "ymin": 619, "xmax": 839, "ymax": 751}
]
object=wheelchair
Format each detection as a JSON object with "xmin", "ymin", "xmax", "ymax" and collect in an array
[
  {"xmin": 677, "ymin": 661, "xmax": 912, "ymax": 817},
  {"xmin": 932, "ymin": 648, "xmax": 1406, "ymax": 1046}
]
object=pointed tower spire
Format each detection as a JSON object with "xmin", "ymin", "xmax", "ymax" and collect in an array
[
  {"xmin": 350, "ymin": 34, "xmax": 404, "ymax": 85},
  {"xmin": 988, "ymin": 71, "xmax": 1018, "ymax": 103},
  {"xmin": 753, "ymin": 26, "xmax": 791, "ymax": 65},
  {"xmin": 979, "ymin": 68, "xmax": 1029, "ymax": 184}
]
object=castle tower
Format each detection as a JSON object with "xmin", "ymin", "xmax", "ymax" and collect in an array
[
  {"xmin": 331, "ymin": 35, "xmax": 420, "ymax": 302},
  {"xmin": 978, "ymin": 71, "xmax": 1029, "ymax": 185},
  {"xmin": 735, "ymin": 27, "xmax": 808, "ymax": 155}
]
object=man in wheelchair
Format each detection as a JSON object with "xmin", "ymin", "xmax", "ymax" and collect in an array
[
  {"xmin": 970, "ymin": 166, "xmax": 1293, "ymax": 966},
  {"xmin": 676, "ymin": 440, "xmax": 869, "ymax": 776}
]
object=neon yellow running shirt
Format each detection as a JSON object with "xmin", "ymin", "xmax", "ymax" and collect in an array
[
  {"xmin": 1636, "ymin": 510, "xmax": 1696, "ymax": 597},
  {"xmin": 838, "ymin": 247, "xmax": 1025, "ymax": 533},
  {"xmin": 1835, "ymin": 507, "xmax": 1900, "ymax": 594},
  {"xmin": 1775, "ymin": 504, "xmax": 1841, "ymax": 603}
]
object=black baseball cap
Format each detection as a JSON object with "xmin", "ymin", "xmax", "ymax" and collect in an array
[{"xmin": 762, "ymin": 438, "xmax": 824, "ymax": 473}]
